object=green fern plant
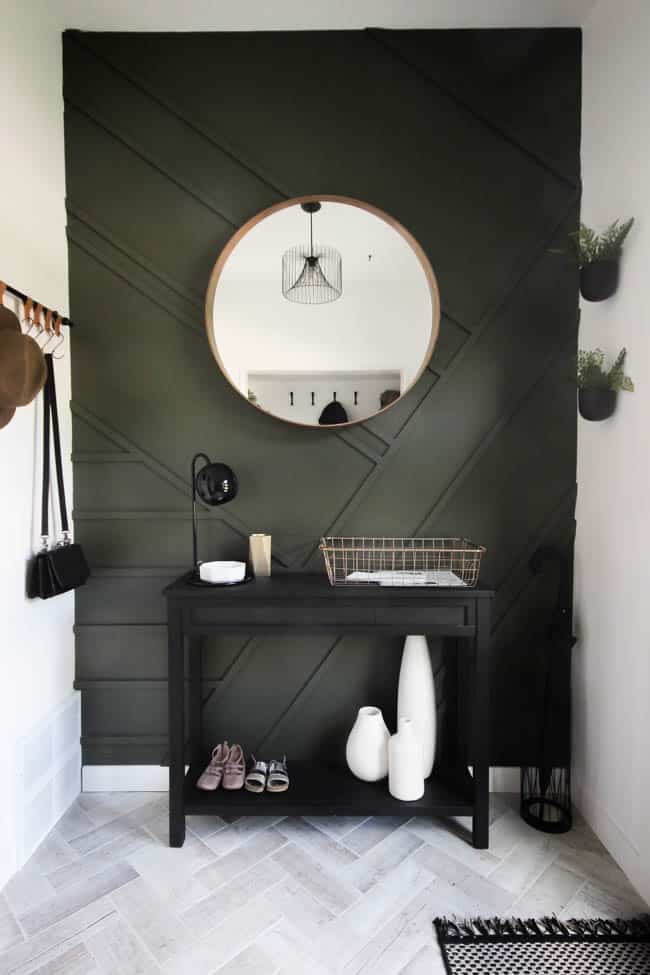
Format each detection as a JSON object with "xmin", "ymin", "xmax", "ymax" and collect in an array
[
  {"xmin": 569, "ymin": 219, "xmax": 634, "ymax": 267},
  {"xmin": 577, "ymin": 348, "xmax": 634, "ymax": 391}
]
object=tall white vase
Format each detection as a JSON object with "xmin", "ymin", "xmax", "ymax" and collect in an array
[
  {"xmin": 389, "ymin": 717, "xmax": 425, "ymax": 800},
  {"xmin": 345, "ymin": 706, "xmax": 389, "ymax": 782},
  {"xmin": 397, "ymin": 634, "xmax": 436, "ymax": 778}
]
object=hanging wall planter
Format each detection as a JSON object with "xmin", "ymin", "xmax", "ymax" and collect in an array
[
  {"xmin": 578, "ymin": 387, "xmax": 617, "ymax": 421},
  {"xmin": 577, "ymin": 348, "xmax": 633, "ymax": 422},
  {"xmin": 572, "ymin": 218, "xmax": 634, "ymax": 302},
  {"xmin": 579, "ymin": 259, "xmax": 620, "ymax": 302}
]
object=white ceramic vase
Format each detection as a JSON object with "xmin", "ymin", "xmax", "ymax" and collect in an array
[
  {"xmin": 345, "ymin": 706, "xmax": 390, "ymax": 782},
  {"xmin": 388, "ymin": 717, "xmax": 425, "ymax": 800},
  {"xmin": 397, "ymin": 634, "xmax": 436, "ymax": 778}
]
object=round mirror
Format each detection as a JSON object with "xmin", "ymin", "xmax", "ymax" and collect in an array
[{"xmin": 206, "ymin": 196, "xmax": 440, "ymax": 428}]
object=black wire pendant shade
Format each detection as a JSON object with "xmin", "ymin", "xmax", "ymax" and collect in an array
[{"xmin": 282, "ymin": 202, "xmax": 342, "ymax": 304}]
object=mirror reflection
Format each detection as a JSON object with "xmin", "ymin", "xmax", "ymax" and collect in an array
[{"xmin": 206, "ymin": 197, "xmax": 439, "ymax": 427}]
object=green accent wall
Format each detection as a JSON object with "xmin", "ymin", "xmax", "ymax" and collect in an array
[{"xmin": 64, "ymin": 28, "xmax": 581, "ymax": 768}]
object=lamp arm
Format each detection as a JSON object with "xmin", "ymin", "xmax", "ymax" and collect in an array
[{"xmin": 191, "ymin": 452, "xmax": 211, "ymax": 569}]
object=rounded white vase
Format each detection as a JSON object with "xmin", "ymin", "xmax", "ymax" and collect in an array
[
  {"xmin": 389, "ymin": 717, "xmax": 425, "ymax": 801},
  {"xmin": 397, "ymin": 634, "xmax": 436, "ymax": 778},
  {"xmin": 345, "ymin": 706, "xmax": 390, "ymax": 782}
]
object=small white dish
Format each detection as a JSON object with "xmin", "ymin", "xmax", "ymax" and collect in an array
[{"xmin": 199, "ymin": 560, "xmax": 246, "ymax": 584}]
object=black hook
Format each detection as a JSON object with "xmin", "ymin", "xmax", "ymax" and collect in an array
[
  {"xmin": 290, "ymin": 391, "xmax": 294, "ymax": 406},
  {"xmin": 333, "ymin": 392, "xmax": 337, "ymax": 402},
  {"xmin": 311, "ymin": 392, "xmax": 315, "ymax": 405},
  {"xmin": 354, "ymin": 391, "xmax": 358, "ymax": 406}
]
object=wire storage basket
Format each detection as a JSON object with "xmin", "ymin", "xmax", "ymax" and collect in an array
[{"xmin": 319, "ymin": 537, "xmax": 486, "ymax": 588}]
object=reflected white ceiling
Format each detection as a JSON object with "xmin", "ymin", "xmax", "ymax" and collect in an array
[{"xmin": 58, "ymin": 0, "xmax": 598, "ymax": 31}]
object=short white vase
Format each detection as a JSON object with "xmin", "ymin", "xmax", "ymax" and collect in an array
[
  {"xmin": 397, "ymin": 634, "xmax": 436, "ymax": 778},
  {"xmin": 345, "ymin": 706, "xmax": 390, "ymax": 782},
  {"xmin": 389, "ymin": 717, "xmax": 425, "ymax": 801}
]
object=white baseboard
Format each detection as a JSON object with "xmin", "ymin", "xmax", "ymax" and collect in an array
[
  {"xmin": 573, "ymin": 783, "xmax": 650, "ymax": 905},
  {"xmin": 83, "ymin": 765, "xmax": 180, "ymax": 792},
  {"xmin": 83, "ymin": 764, "xmax": 519, "ymax": 793},
  {"xmin": 15, "ymin": 691, "xmax": 81, "ymax": 867}
]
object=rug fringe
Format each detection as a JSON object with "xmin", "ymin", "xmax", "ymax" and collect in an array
[{"xmin": 434, "ymin": 914, "xmax": 650, "ymax": 942}]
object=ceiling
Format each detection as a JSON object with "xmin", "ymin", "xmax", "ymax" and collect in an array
[{"xmin": 58, "ymin": 0, "xmax": 598, "ymax": 31}]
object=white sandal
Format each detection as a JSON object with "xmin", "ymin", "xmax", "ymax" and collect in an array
[
  {"xmin": 266, "ymin": 757, "xmax": 289, "ymax": 793},
  {"xmin": 245, "ymin": 757, "xmax": 268, "ymax": 793}
]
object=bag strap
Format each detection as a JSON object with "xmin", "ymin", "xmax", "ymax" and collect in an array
[
  {"xmin": 40, "ymin": 357, "xmax": 51, "ymax": 546},
  {"xmin": 45, "ymin": 353, "xmax": 70, "ymax": 538}
]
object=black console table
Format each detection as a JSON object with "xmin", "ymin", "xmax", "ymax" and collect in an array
[{"xmin": 164, "ymin": 574, "xmax": 494, "ymax": 849}]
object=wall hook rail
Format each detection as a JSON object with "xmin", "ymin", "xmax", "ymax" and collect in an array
[{"xmin": 1, "ymin": 280, "xmax": 76, "ymax": 328}]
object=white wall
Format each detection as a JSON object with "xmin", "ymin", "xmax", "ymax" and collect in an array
[
  {"xmin": 574, "ymin": 0, "xmax": 650, "ymax": 904},
  {"xmin": 0, "ymin": 2, "xmax": 75, "ymax": 888}
]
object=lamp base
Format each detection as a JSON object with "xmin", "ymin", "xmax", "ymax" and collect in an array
[{"xmin": 184, "ymin": 569, "xmax": 254, "ymax": 588}]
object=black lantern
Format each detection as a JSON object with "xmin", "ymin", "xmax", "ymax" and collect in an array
[{"xmin": 191, "ymin": 452, "xmax": 238, "ymax": 573}]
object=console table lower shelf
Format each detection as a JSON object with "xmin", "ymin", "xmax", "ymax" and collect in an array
[
  {"xmin": 184, "ymin": 761, "xmax": 476, "ymax": 819},
  {"xmin": 164, "ymin": 572, "xmax": 494, "ymax": 849}
]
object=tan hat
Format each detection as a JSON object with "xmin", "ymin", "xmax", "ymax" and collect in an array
[
  {"xmin": 0, "ymin": 328, "xmax": 47, "ymax": 408},
  {"xmin": 0, "ymin": 405, "xmax": 16, "ymax": 429},
  {"xmin": 0, "ymin": 304, "xmax": 21, "ymax": 333}
]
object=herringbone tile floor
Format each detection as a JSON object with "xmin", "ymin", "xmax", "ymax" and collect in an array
[{"xmin": 0, "ymin": 792, "xmax": 646, "ymax": 974}]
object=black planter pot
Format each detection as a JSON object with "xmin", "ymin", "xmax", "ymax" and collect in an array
[
  {"xmin": 580, "ymin": 259, "xmax": 620, "ymax": 301},
  {"xmin": 578, "ymin": 387, "xmax": 617, "ymax": 421}
]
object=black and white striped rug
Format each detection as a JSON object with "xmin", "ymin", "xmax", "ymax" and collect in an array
[{"xmin": 434, "ymin": 915, "xmax": 650, "ymax": 974}]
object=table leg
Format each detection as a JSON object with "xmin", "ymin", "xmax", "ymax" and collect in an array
[
  {"xmin": 472, "ymin": 598, "xmax": 491, "ymax": 849},
  {"xmin": 168, "ymin": 605, "xmax": 186, "ymax": 847},
  {"xmin": 189, "ymin": 636, "xmax": 202, "ymax": 768}
]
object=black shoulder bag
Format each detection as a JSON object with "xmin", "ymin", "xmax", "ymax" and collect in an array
[{"xmin": 27, "ymin": 354, "xmax": 89, "ymax": 599}]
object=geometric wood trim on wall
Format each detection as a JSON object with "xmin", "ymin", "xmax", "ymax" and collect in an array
[{"xmin": 64, "ymin": 27, "xmax": 581, "ymax": 768}]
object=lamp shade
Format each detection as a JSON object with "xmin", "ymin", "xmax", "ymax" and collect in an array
[
  {"xmin": 195, "ymin": 461, "xmax": 238, "ymax": 506},
  {"xmin": 282, "ymin": 201, "xmax": 342, "ymax": 305}
]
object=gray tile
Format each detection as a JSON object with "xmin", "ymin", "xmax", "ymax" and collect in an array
[
  {"xmin": 343, "ymin": 883, "xmax": 434, "ymax": 975},
  {"xmin": 84, "ymin": 912, "xmax": 162, "ymax": 974},
  {"xmin": 399, "ymin": 943, "xmax": 446, "ymax": 975},
  {"xmin": 263, "ymin": 876, "xmax": 335, "ymax": 940},
  {"xmin": 0, "ymin": 896, "xmax": 23, "ymax": 953},
  {"xmin": 343, "ymin": 817, "xmax": 407, "ymax": 856},
  {"xmin": 314, "ymin": 858, "xmax": 433, "ymax": 967},
  {"xmin": 32, "ymin": 833, "xmax": 79, "ymax": 876},
  {"xmin": 214, "ymin": 943, "xmax": 277, "ymax": 975},
  {"xmin": 2, "ymin": 861, "xmax": 55, "ymax": 917},
  {"xmin": 273, "ymin": 843, "xmax": 359, "ymax": 916},
  {"xmin": 276, "ymin": 818, "xmax": 358, "ymax": 871},
  {"xmin": 180, "ymin": 857, "xmax": 285, "ymax": 938},
  {"xmin": 0, "ymin": 899, "xmax": 115, "ymax": 975},
  {"xmin": 19, "ymin": 863, "xmax": 138, "ymax": 938},
  {"xmin": 345, "ymin": 828, "xmax": 423, "ymax": 894},
  {"xmin": 185, "ymin": 816, "xmax": 227, "ymax": 841},
  {"xmin": 162, "ymin": 893, "xmax": 281, "ymax": 975},
  {"xmin": 143, "ymin": 817, "xmax": 215, "ymax": 872},
  {"xmin": 304, "ymin": 816, "xmax": 368, "ymax": 840},
  {"xmin": 55, "ymin": 805, "xmax": 97, "ymax": 844},
  {"xmin": 27, "ymin": 941, "xmax": 98, "ymax": 975},
  {"xmin": 512, "ymin": 862, "xmax": 586, "ymax": 917},
  {"xmin": 257, "ymin": 920, "xmax": 333, "ymax": 975},
  {"xmin": 562, "ymin": 879, "xmax": 647, "ymax": 920},
  {"xmin": 110, "ymin": 877, "xmax": 192, "ymax": 966},
  {"xmin": 201, "ymin": 816, "xmax": 284, "ymax": 856},
  {"xmin": 196, "ymin": 828, "xmax": 286, "ymax": 890},
  {"xmin": 124, "ymin": 844, "xmax": 211, "ymax": 916}
]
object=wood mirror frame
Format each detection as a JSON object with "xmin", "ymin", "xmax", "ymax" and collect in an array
[{"xmin": 205, "ymin": 194, "xmax": 441, "ymax": 429}]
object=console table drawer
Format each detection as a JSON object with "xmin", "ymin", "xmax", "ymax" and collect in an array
[
  {"xmin": 374, "ymin": 603, "xmax": 469, "ymax": 627},
  {"xmin": 190, "ymin": 604, "xmax": 375, "ymax": 628}
]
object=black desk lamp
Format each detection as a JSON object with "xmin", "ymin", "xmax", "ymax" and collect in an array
[{"xmin": 191, "ymin": 452, "xmax": 238, "ymax": 574}]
